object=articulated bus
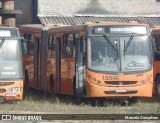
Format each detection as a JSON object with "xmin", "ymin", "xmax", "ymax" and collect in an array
[
  {"xmin": 19, "ymin": 22, "xmax": 155, "ymax": 100},
  {"xmin": 151, "ymin": 26, "xmax": 160, "ymax": 96},
  {"xmin": 0, "ymin": 26, "xmax": 23, "ymax": 102},
  {"xmin": 19, "ymin": 24, "xmax": 65, "ymax": 93}
]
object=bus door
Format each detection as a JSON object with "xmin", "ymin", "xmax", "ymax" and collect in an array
[
  {"xmin": 40, "ymin": 30, "xmax": 48, "ymax": 91},
  {"xmin": 34, "ymin": 37, "xmax": 40, "ymax": 89},
  {"xmin": 55, "ymin": 37, "xmax": 61, "ymax": 93},
  {"xmin": 60, "ymin": 33, "xmax": 75, "ymax": 94},
  {"xmin": 75, "ymin": 34, "xmax": 86, "ymax": 96}
]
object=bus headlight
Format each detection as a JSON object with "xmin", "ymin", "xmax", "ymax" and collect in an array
[
  {"xmin": 92, "ymin": 78, "xmax": 96, "ymax": 81},
  {"xmin": 141, "ymin": 80, "xmax": 145, "ymax": 84},
  {"xmin": 145, "ymin": 77, "xmax": 150, "ymax": 81},
  {"xmin": 141, "ymin": 77, "xmax": 150, "ymax": 84},
  {"xmin": 97, "ymin": 80, "xmax": 101, "ymax": 84},
  {"xmin": 9, "ymin": 87, "xmax": 20, "ymax": 92},
  {"xmin": 91, "ymin": 78, "xmax": 101, "ymax": 84}
]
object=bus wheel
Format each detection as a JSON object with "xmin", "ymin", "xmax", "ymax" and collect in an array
[
  {"xmin": 75, "ymin": 96, "xmax": 81, "ymax": 105},
  {"xmin": 128, "ymin": 97, "xmax": 138, "ymax": 105},
  {"xmin": 50, "ymin": 74, "xmax": 55, "ymax": 98},
  {"xmin": 73, "ymin": 75, "xmax": 76, "ymax": 96},
  {"xmin": 155, "ymin": 74, "xmax": 160, "ymax": 96}
]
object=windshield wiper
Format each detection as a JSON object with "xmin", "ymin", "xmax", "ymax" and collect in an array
[
  {"xmin": 103, "ymin": 34, "xmax": 118, "ymax": 50},
  {"xmin": 0, "ymin": 37, "xmax": 6, "ymax": 49},
  {"xmin": 124, "ymin": 33, "xmax": 135, "ymax": 52}
]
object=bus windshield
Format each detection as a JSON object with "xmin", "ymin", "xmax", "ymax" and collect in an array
[
  {"xmin": 87, "ymin": 34, "xmax": 152, "ymax": 73},
  {"xmin": 0, "ymin": 38, "xmax": 23, "ymax": 79}
]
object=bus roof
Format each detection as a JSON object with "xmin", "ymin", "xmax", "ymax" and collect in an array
[
  {"xmin": 151, "ymin": 26, "xmax": 160, "ymax": 35},
  {"xmin": 19, "ymin": 24, "xmax": 46, "ymax": 33},
  {"xmin": 84, "ymin": 21, "xmax": 149, "ymax": 27},
  {"xmin": 48, "ymin": 24, "xmax": 86, "ymax": 33},
  {"xmin": 19, "ymin": 24, "xmax": 67, "ymax": 33},
  {"xmin": 19, "ymin": 22, "xmax": 149, "ymax": 35},
  {"xmin": 47, "ymin": 21, "xmax": 149, "ymax": 33},
  {"xmin": 0, "ymin": 26, "xmax": 17, "ymax": 29}
]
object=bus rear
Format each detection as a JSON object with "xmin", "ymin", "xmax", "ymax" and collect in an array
[
  {"xmin": 0, "ymin": 27, "xmax": 23, "ymax": 102},
  {"xmin": 86, "ymin": 23, "xmax": 153, "ymax": 97}
]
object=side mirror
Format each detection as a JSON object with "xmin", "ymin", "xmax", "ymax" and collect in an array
[
  {"xmin": 153, "ymin": 38, "xmax": 156, "ymax": 52},
  {"xmin": 153, "ymin": 37, "xmax": 160, "ymax": 54},
  {"xmin": 21, "ymin": 37, "xmax": 27, "ymax": 54}
]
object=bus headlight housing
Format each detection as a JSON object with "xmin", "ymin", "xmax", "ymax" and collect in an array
[
  {"xmin": 91, "ymin": 77, "xmax": 101, "ymax": 84},
  {"xmin": 145, "ymin": 77, "xmax": 150, "ymax": 81},
  {"xmin": 141, "ymin": 80, "xmax": 145, "ymax": 84},
  {"xmin": 9, "ymin": 87, "xmax": 20, "ymax": 92},
  {"xmin": 141, "ymin": 77, "xmax": 150, "ymax": 84}
]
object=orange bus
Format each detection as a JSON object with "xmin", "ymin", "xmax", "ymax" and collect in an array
[
  {"xmin": 0, "ymin": 26, "xmax": 23, "ymax": 102},
  {"xmin": 19, "ymin": 24, "xmax": 63, "ymax": 93},
  {"xmin": 20, "ymin": 22, "xmax": 154, "ymax": 100}
]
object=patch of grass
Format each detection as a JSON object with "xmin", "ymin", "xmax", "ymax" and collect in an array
[{"xmin": 0, "ymin": 89, "xmax": 160, "ymax": 114}]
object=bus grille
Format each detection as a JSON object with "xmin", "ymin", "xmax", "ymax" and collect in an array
[
  {"xmin": 0, "ymin": 89, "xmax": 6, "ymax": 93},
  {"xmin": 104, "ymin": 90, "xmax": 138, "ymax": 94},
  {"xmin": 105, "ymin": 81, "xmax": 137, "ymax": 85},
  {"xmin": 0, "ymin": 82, "xmax": 14, "ymax": 86}
]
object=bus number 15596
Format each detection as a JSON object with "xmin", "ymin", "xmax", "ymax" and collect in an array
[{"xmin": 102, "ymin": 76, "xmax": 119, "ymax": 81}]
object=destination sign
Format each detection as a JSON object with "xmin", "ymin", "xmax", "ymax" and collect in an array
[
  {"xmin": 0, "ymin": 30, "xmax": 11, "ymax": 37},
  {"xmin": 91, "ymin": 26, "xmax": 147, "ymax": 35},
  {"xmin": 0, "ymin": 28, "xmax": 18, "ymax": 37},
  {"xmin": 110, "ymin": 26, "xmax": 147, "ymax": 34}
]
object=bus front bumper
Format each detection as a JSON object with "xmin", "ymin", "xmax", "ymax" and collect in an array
[
  {"xmin": 86, "ymin": 82, "xmax": 153, "ymax": 97},
  {"xmin": 0, "ymin": 80, "xmax": 23, "ymax": 102},
  {"xmin": 0, "ymin": 94, "xmax": 23, "ymax": 102}
]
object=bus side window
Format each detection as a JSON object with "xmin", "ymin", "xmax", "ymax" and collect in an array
[
  {"xmin": 24, "ymin": 33, "xmax": 34, "ymax": 55},
  {"xmin": 62, "ymin": 34, "xmax": 74, "ymax": 58},
  {"xmin": 153, "ymin": 36, "xmax": 160, "ymax": 60},
  {"xmin": 48, "ymin": 35, "xmax": 56, "ymax": 58}
]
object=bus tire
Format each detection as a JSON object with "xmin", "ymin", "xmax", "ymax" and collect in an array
[
  {"xmin": 75, "ymin": 96, "xmax": 81, "ymax": 105},
  {"xmin": 128, "ymin": 97, "xmax": 138, "ymax": 104},
  {"xmin": 155, "ymin": 74, "xmax": 160, "ymax": 96},
  {"xmin": 73, "ymin": 75, "xmax": 76, "ymax": 96}
]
